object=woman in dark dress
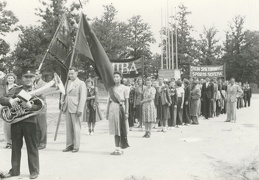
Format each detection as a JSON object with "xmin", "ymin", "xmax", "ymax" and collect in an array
[
  {"xmin": 134, "ymin": 79, "xmax": 144, "ymax": 130},
  {"xmin": 156, "ymin": 77, "xmax": 171, "ymax": 132},
  {"xmin": 183, "ymin": 79, "xmax": 191, "ymax": 125},
  {"xmin": 168, "ymin": 81, "xmax": 178, "ymax": 129},
  {"xmin": 85, "ymin": 79, "xmax": 98, "ymax": 135},
  {"xmin": 128, "ymin": 81, "xmax": 135, "ymax": 131}
]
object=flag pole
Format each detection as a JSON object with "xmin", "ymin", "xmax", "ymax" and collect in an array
[
  {"xmin": 175, "ymin": 7, "xmax": 178, "ymax": 69},
  {"xmin": 54, "ymin": 13, "xmax": 83, "ymax": 141},
  {"xmin": 167, "ymin": 0, "xmax": 171, "ymax": 70},
  {"xmin": 38, "ymin": 16, "xmax": 65, "ymax": 71},
  {"xmin": 161, "ymin": 8, "xmax": 163, "ymax": 70},
  {"xmin": 171, "ymin": 6, "xmax": 174, "ymax": 70}
]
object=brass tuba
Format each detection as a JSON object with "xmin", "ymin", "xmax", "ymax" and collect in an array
[{"xmin": 1, "ymin": 73, "xmax": 65, "ymax": 124}]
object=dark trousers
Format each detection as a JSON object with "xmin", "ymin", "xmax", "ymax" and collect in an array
[
  {"xmin": 36, "ymin": 113, "xmax": 47, "ymax": 146},
  {"xmin": 244, "ymin": 97, "xmax": 251, "ymax": 107},
  {"xmin": 203, "ymin": 96, "xmax": 211, "ymax": 119},
  {"xmin": 176, "ymin": 97, "xmax": 183, "ymax": 125},
  {"xmin": 128, "ymin": 103, "xmax": 135, "ymax": 127},
  {"xmin": 183, "ymin": 101, "xmax": 191, "ymax": 124},
  {"xmin": 10, "ymin": 122, "xmax": 39, "ymax": 175},
  {"xmin": 168, "ymin": 106, "xmax": 177, "ymax": 127}
]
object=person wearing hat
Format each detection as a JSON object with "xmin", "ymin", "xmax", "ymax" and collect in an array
[
  {"xmin": 34, "ymin": 69, "xmax": 47, "ymax": 150},
  {"xmin": 0, "ymin": 68, "xmax": 42, "ymax": 179},
  {"xmin": 61, "ymin": 67, "xmax": 87, "ymax": 153}
]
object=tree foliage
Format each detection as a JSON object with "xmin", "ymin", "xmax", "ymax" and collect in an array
[
  {"xmin": 197, "ymin": 26, "xmax": 221, "ymax": 65},
  {"xmin": 0, "ymin": 1, "xmax": 18, "ymax": 63}
]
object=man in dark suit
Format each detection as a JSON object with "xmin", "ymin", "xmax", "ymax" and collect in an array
[
  {"xmin": 0, "ymin": 69, "xmax": 42, "ymax": 179},
  {"xmin": 244, "ymin": 83, "xmax": 252, "ymax": 107},
  {"xmin": 201, "ymin": 77, "xmax": 214, "ymax": 119}
]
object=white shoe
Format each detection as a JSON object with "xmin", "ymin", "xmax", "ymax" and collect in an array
[{"xmin": 90, "ymin": 132, "xmax": 94, "ymax": 135}]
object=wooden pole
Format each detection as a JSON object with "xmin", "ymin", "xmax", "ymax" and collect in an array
[{"xmin": 54, "ymin": 13, "xmax": 83, "ymax": 141}]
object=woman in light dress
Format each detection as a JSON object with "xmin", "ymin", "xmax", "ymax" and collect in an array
[
  {"xmin": 106, "ymin": 72, "xmax": 129, "ymax": 155},
  {"xmin": 141, "ymin": 79, "xmax": 156, "ymax": 138}
]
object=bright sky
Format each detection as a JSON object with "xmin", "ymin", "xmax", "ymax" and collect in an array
[{"xmin": 3, "ymin": 0, "xmax": 259, "ymax": 54}]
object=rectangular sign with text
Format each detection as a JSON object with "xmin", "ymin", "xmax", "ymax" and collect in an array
[
  {"xmin": 111, "ymin": 57, "xmax": 142, "ymax": 78},
  {"xmin": 190, "ymin": 65, "xmax": 225, "ymax": 79}
]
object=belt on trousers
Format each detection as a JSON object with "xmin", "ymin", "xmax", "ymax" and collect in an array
[{"xmin": 110, "ymin": 99, "xmax": 125, "ymax": 105}]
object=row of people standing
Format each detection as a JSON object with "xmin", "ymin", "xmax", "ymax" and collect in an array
[{"xmin": 126, "ymin": 77, "xmax": 202, "ymax": 138}]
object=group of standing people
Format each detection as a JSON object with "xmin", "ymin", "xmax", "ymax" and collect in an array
[
  {"xmin": 124, "ymin": 76, "xmax": 252, "ymax": 139},
  {"xmin": 125, "ymin": 76, "xmax": 202, "ymax": 138}
]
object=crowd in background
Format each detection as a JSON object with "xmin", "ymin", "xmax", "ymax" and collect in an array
[{"xmin": 123, "ymin": 76, "xmax": 252, "ymax": 138}]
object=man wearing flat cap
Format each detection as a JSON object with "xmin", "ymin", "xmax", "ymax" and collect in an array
[{"xmin": 0, "ymin": 68, "xmax": 42, "ymax": 179}]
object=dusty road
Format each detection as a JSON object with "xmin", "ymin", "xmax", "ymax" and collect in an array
[{"xmin": 0, "ymin": 95, "xmax": 259, "ymax": 180}]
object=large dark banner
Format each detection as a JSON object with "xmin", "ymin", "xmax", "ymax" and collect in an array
[
  {"xmin": 190, "ymin": 64, "xmax": 226, "ymax": 79},
  {"xmin": 110, "ymin": 57, "xmax": 143, "ymax": 78}
]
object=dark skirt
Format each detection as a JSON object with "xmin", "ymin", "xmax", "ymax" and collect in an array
[
  {"xmin": 135, "ymin": 105, "xmax": 142, "ymax": 119},
  {"xmin": 88, "ymin": 105, "xmax": 96, "ymax": 123},
  {"xmin": 156, "ymin": 97, "xmax": 170, "ymax": 120}
]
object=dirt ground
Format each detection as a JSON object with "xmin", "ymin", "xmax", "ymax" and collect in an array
[{"xmin": 0, "ymin": 95, "xmax": 259, "ymax": 180}]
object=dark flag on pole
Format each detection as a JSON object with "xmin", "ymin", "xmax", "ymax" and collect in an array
[
  {"xmin": 75, "ymin": 13, "xmax": 114, "ymax": 91},
  {"xmin": 74, "ymin": 13, "xmax": 129, "ymax": 148},
  {"xmin": 47, "ymin": 15, "xmax": 72, "ymax": 84}
]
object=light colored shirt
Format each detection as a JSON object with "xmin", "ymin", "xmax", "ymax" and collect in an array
[{"xmin": 176, "ymin": 87, "xmax": 184, "ymax": 97}]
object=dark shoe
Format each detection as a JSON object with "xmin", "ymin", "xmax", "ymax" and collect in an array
[
  {"xmin": 4, "ymin": 143, "xmax": 12, "ymax": 149},
  {"xmin": 143, "ymin": 132, "xmax": 148, "ymax": 138},
  {"xmin": 38, "ymin": 144, "xmax": 46, "ymax": 150},
  {"xmin": 110, "ymin": 151, "xmax": 117, "ymax": 155},
  {"xmin": 72, "ymin": 149, "xmax": 79, "ymax": 153},
  {"xmin": 225, "ymin": 120, "xmax": 230, "ymax": 122},
  {"xmin": 62, "ymin": 146, "xmax": 73, "ymax": 152},
  {"xmin": 3, "ymin": 172, "xmax": 19, "ymax": 178},
  {"xmin": 30, "ymin": 173, "xmax": 38, "ymax": 179},
  {"xmin": 146, "ymin": 132, "xmax": 151, "ymax": 138}
]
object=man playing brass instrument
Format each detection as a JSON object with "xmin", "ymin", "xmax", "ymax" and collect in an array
[{"xmin": 0, "ymin": 69, "xmax": 42, "ymax": 179}]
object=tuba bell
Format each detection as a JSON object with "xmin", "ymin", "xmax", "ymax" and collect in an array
[{"xmin": 1, "ymin": 73, "xmax": 65, "ymax": 124}]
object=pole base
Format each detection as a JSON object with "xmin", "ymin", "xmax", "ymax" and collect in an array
[{"xmin": 158, "ymin": 69, "xmax": 181, "ymax": 81}]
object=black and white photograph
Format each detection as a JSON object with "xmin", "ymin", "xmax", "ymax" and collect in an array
[{"xmin": 0, "ymin": 0, "xmax": 258, "ymax": 179}]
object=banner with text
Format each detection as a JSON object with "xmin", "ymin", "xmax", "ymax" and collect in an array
[
  {"xmin": 190, "ymin": 64, "xmax": 225, "ymax": 78},
  {"xmin": 111, "ymin": 57, "xmax": 142, "ymax": 78}
]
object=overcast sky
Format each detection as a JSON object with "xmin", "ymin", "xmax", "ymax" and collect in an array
[{"xmin": 4, "ymin": 0, "xmax": 259, "ymax": 53}]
